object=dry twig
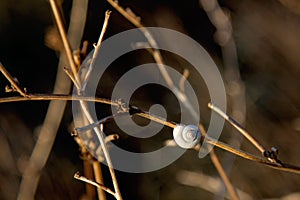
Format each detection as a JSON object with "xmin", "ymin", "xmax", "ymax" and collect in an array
[
  {"xmin": 1, "ymin": 91, "xmax": 299, "ymax": 175},
  {"xmin": 17, "ymin": 0, "xmax": 88, "ymax": 199},
  {"xmin": 0, "ymin": 63, "xmax": 27, "ymax": 97},
  {"xmin": 74, "ymin": 172, "xmax": 116, "ymax": 198},
  {"xmin": 106, "ymin": 1, "xmax": 238, "ymax": 199}
]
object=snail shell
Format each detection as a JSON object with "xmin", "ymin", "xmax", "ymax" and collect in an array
[{"xmin": 173, "ymin": 124, "xmax": 201, "ymax": 149}]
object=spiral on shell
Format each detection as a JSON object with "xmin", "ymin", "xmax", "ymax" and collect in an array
[{"xmin": 173, "ymin": 124, "xmax": 201, "ymax": 149}]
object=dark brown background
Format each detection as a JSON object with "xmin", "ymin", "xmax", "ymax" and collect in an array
[{"xmin": 0, "ymin": 0, "xmax": 300, "ymax": 199}]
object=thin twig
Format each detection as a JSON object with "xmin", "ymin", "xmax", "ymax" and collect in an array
[
  {"xmin": 93, "ymin": 124, "xmax": 107, "ymax": 200},
  {"xmin": 49, "ymin": 0, "xmax": 78, "ymax": 81},
  {"xmin": 74, "ymin": 172, "xmax": 116, "ymax": 197},
  {"xmin": 50, "ymin": 2, "xmax": 122, "ymax": 198},
  {"xmin": 81, "ymin": 10, "xmax": 111, "ymax": 93},
  {"xmin": 56, "ymin": 7, "xmax": 122, "ymax": 199},
  {"xmin": 136, "ymin": 112, "xmax": 176, "ymax": 128},
  {"xmin": 64, "ymin": 66, "xmax": 81, "ymax": 89},
  {"xmin": 209, "ymin": 150, "xmax": 239, "ymax": 200},
  {"xmin": 17, "ymin": 1, "xmax": 88, "ymax": 200},
  {"xmin": 105, "ymin": 134, "xmax": 119, "ymax": 143},
  {"xmin": 0, "ymin": 93, "xmax": 117, "ymax": 105},
  {"xmin": 205, "ymin": 136, "xmax": 300, "ymax": 175},
  {"xmin": 77, "ymin": 100, "xmax": 124, "ymax": 200},
  {"xmin": 176, "ymin": 170, "xmax": 254, "ymax": 200},
  {"xmin": 92, "ymin": 162, "xmax": 107, "ymax": 200},
  {"xmin": 0, "ymin": 92, "xmax": 300, "ymax": 175},
  {"xmin": 0, "ymin": 63, "xmax": 27, "ymax": 97},
  {"xmin": 208, "ymin": 102, "xmax": 266, "ymax": 153},
  {"xmin": 107, "ymin": 0, "xmax": 174, "ymax": 88},
  {"xmin": 106, "ymin": 3, "xmax": 239, "ymax": 199},
  {"xmin": 75, "ymin": 112, "xmax": 127, "ymax": 134},
  {"xmin": 200, "ymin": 1, "xmax": 247, "ymax": 198},
  {"xmin": 199, "ymin": 124, "xmax": 239, "ymax": 200}
]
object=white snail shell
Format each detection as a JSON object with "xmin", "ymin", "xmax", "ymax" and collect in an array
[{"xmin": 173, "ymin": 124, "xmax": 201, "ymax": 149}]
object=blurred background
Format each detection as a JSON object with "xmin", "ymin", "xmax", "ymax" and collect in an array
[{"xmin": 0, "ymin": 0, "xmax": 300, "ymax": 199}]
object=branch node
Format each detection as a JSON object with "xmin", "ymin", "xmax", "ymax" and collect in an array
[
  {"xmin": 125, "ymin": 7, "xmax": 141, "ymax": 22},
  {"xmin": 116, "ymin": 98, "xmax": 129, "ymax": 113},
  {"xmin": 105, "ymin": 134, "xmax": 119, "ymax": 143}
]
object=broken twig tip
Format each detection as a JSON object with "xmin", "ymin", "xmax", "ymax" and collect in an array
[{"xmin": 74, "ymin": 171, "xmax": 81, "ymax": 179}]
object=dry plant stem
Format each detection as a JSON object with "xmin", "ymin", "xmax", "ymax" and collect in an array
[
  {"xmin": 17, "ymin": 1, "xmax": 88, "ymax": 200},
  {"xmin": 50, "ymin": 1, "xmax": 120, "ymax": 198},
  {"xmin": 108, "ymin": 0, "xmax": 200, "ymax": 119},
  {"xmin": 0, "ymin": 93, "xmax": 117, "ymax": 105},
  {"xmin": 209, "ymin": 150, "xmax": 239, "ymax": 200},
  {"xmin": 208, "ymin": 103, "xmax": 266, "ymax": 153},
  {"xmin": 74, "ymin": 172, "xmax": 116, "ymax": 198},
  {"xmin": 77, "ymin": 95, "xmax": 123, "ymax": 200},
  {"xmin": 84, "ymin": 161, "xmax": 97, "ymax": 199},
  {"xmin": 94, "ymin": 124, "xmax": 107, "ymax": 200},
  {"xmin": 81, "ymin": 11, "xmax": 111, "ymax": 93},
  {"xmin": 107, "ymin": 2, "xmax": 238, "ymax": 199},
  {"xmin": 49, "ymin": 0, "xmax": 78, "ymax": 80},
  {"xmin": 0, "ymin": 92, "xmax": 300, "ymax": 175},
  {"xmin": 93, "ymin": 162, "xmax": 107, "ymax": 200},
  {"xmin": 177, "ymin": 170, "xmax": 253, "ymax": 200},
  {"xmin": 106, "ymin": 0, "xmax": 174, "ymax": 88},
  {"xmin": 0, "ymin": 63, "xmax": 27, "ymax": 97},
  {"xmin": 53, "ymin": 7, "xmax": 122, "ymax": 199},
  {"xmin": 199, "ymin": 124, "xmax": 239, "ymax": 200},
  {"xmin": 136, "ymin": 112, "xmax": 176, "ymax": 128},
  {"xmin": 200, "ymin": 1, "xmax": 247, "ymax": 198},
  {"xmin": 70, "ymin": 12, "xmax": 122, "ymax": 199},
  {"xmin": 64, "ymin": 66, "xmax": 80, "ymax": 89},
  {"xmin": 75, "ymin": 112, "xmax": 127, "ymax": 133},
  {"xmin": 205, "ymin": 136, "xmax": 300, "ymax": 174}
]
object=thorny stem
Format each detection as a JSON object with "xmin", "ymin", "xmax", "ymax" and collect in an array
[{"xmin": 0, "ymin": 63, "xmax": 27, "ymax": 97}]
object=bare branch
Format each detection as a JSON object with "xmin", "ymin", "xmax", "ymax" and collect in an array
[
  {"xmin": 81, "ymin": 10, "xmax": 111, "ymax": 93},
  {"xmin": 0, "ymin": 63, "xmax": 27, "ymax": 97},
  {"xmin": 49, "ymin": 0, "xmax": 78, "ymax": 82},
  {"xmin": 0, "ymin": 91, "xmax": 299, "ymax": 175},
  {"xmin": 208, "ymin": 103, "xmax": 266, "ymax": 154},
  {"xmin": 61, "ymin": 9, "xmax": 123, "ymax": 199},
  {"xmin": 209, "ymin": 150, "xmax": 239, "ymax": 200},
  {"xmin": 74, "ymin": 172, "xmax": 116, "ymax": 198}
]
